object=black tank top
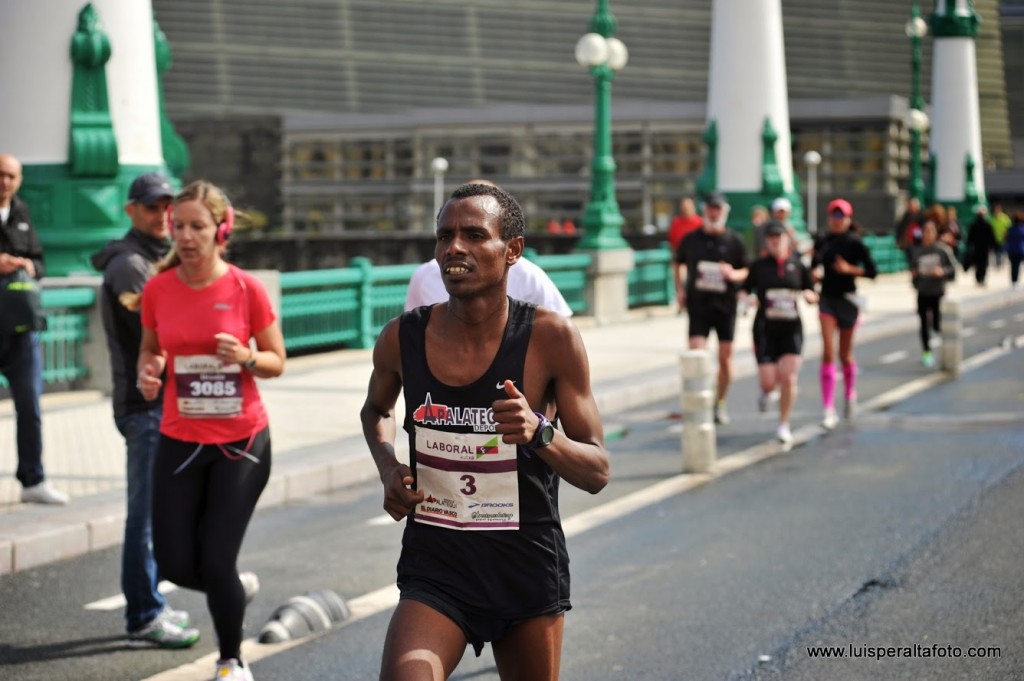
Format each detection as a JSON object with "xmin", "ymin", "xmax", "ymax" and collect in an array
[{"xmin": 397, "ymin": 298, "xmax": 571, "ymax": 617}]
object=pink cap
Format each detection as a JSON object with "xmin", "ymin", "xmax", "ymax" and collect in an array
[{"xmin": 827, "ymin": 198, "xmax": 853, "ymax": 217}]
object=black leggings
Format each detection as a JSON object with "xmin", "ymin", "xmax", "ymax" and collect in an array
[
  {"xmin": 917, "ymin": 293, "xmax": 942, "ymax": 352},
  {"xmin": 152, "ymin": 426, "xmax": 271, "ymax": 661}
]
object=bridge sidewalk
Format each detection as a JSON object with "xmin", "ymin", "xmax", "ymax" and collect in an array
[{"xmin": 0, "ymin": 271, "xmax": 1020, "ymax": 574}]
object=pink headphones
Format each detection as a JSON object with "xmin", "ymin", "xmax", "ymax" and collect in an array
[{"xmin": 216, "ymin": 204, "xmax": 235, "ymax": 245}]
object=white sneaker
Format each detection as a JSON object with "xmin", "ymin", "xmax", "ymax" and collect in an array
[
  {"xmin": 239, "ymin": 571, "xmax": 260, "ymax": 604},
  {"xmin": 822, "ymin": 408, "xmax": 839, "ymax": 430},
  {"xmin": 776, "ymin": 423, "xmax": 793, "ymax": 444},
  {"xmin": 713, "ymin": 401, "xmax": 731, "ymax": 425},
  {"xmin": 20, "ymin": 481, "xmax": 69, "ymax": 505},
  {"xmin": 844, "ymin": 393, "xmax": 857, "ymax": 420},
  {"xmin": 214, "ymin": 658, "xmax": 255, "ymax": 681},
  {"xmin": 162, "ymin": 606, "xmax": 190, "ymax": 629},
  {"xmin": 128, "ymin": 609, "xmax": 200, "ymax": 649}
]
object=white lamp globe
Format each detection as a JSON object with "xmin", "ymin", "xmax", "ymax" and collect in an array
[
  {"xmin": 575, "ymin": 33, "xmax": 608, "ymax": 67},
  {"xmin": 803, "ymin": 150, "xmax": 822, "ymax": 167},
  {"xmin": 605, "ymin": 38, "xmax": 629, "ymax": 70},
  {"xmin": 431, "ymin": 157, "xmax": 449, "ymax": 174},
  {"xmin": 908, "ymin": 108, "xmax": 930, "ymax": 132},
  {"xmin": 905, "ymin": 16, "xmax": 928, "ymax": 39}
]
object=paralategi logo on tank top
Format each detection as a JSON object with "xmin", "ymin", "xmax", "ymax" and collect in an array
[{"xmin": 412, "ymin": 392, "xmax": 496, "ymax": 433}]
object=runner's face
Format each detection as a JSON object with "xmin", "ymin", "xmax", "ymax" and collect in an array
[
  {"xmin": 921, "ymin": 221, "xmax": 937, "ymax": 245},
  {"xmin": 434, "ymin": 195, "xmax": 520, "ymax": 299},
  {"xmin": 828, "ymin": 211, "xmax": 850, "ymax": 233},
  {"xmin": 766, "ymin": 233, "xmax": 788, "ymax": 258},
  {"xmin": 171, "ymin": 199, "xmax": 220, "ymax": 266}
]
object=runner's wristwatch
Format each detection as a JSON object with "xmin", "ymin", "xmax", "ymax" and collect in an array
[
  {"xmin": 530, "ymin": 412, "xmax": 555, "ymax": 449},
  {"xmin": 244, "ymin": 350, "xmax": 257, "ymax": 371}
]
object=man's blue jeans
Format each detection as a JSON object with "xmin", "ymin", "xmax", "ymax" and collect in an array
[
  {"xmin": 0, "ymin": 332, "xmax": 44, "ymax": 488},
  {"xmin": 115, "ymin": 408, "xmax": 166, "ymax": 632}
]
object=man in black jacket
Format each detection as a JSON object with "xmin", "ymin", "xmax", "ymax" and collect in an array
[
  {"xmin": 0, "ymin": 153, "xmax": 67, "ymax": 505},
  {"xmin": 90, "ymin": 173, "xmax": 199, "ymax": 648}
]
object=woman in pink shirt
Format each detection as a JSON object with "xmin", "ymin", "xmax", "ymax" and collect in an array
[{"xmin": 137, "ymin": 180, "xmax": 285, "ymax": 681}]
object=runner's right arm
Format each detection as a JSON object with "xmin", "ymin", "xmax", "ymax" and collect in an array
[{"xmin": 360, "ymin": 318, "xmax": 424, "ymax": 520}]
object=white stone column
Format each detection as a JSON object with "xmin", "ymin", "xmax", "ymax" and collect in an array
[
  {"xmin": 928, "ymin": 0, "xmax": 986, "ymax": 204},
  {"xmin": 0, "ymin": 1, "xmax": 162, "ymax": 165},
  {"xmin": 706, "ymin": 0, "xmax": 794, "ymax": 195}
]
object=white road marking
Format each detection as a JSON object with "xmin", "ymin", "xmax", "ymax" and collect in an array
[
  {"xmin": 84, "ymin": 581, "xmax": 178, "ymax": 611},
  {"xmin": 878, "ymin": 350, "xmax": 907, "ymax": 364},
  {"xmin": 367, "ymin": 514, "xmax": 396, "ymax": 526},
  {"xmin": 989, "ymin": 319, "xmax": 1007, "ymax": 329},
  {"xmin": 962, "ymin": 326, "xmax": 978, "ymax": 337}
]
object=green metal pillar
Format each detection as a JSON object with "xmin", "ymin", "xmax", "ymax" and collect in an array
[
  {"xmin": 908, "ymin": 2, "xmax": 927, "ymax": 203},
  {"xmin": 576, "ymin": 0, "xmax": 629, "ymax": 251}
]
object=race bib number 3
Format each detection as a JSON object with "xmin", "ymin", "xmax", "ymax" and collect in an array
[
  {"xmin": 413, "ymin": 426, "xmax": 520, "ymax": 531},
  {"xmin": 174, "ymin": 355, "xmax": 243, "ymax": 418}
]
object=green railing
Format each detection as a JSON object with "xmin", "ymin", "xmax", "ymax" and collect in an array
[
  {"xmin": 628, "ymin": 245, "xmax": 674, "ymax": 308},
  {"xmin": 525, "ymin": 251, "xmax": 591, "ymax": 315},
  {"xmin": 0, "ymin": 287, "xmax": 95, "ymax": 389},
  {"xmin": 863, "ymin": 234, "xmax": 907, "ymax": 275},
  {"xmin": 279, "ymin": 258, "xmax": 418, "ymax": 352}
]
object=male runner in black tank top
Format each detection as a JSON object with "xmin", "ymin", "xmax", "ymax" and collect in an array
[{"xmin": 361, "ymin": 182, "xmax": 609, "ymax": 681}]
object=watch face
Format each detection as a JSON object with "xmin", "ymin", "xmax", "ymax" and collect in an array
[{"xmin": 540, "ymin": 422, "xmax": 555, "ymax": 446}]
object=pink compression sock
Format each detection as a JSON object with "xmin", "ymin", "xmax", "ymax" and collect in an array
[
  {"xmin": 842, "ymin": 361, "xmax": 857, "ymax": 401},
  {"xmin": 820, "ymin": 363, "xmax": 837, "ymax": 409}
]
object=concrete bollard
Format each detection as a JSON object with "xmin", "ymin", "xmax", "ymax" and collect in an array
[
  {"xmin": 940, "ymin": 298, "xmax": 962, "ymax": 376},
  {"xmin": 680, "ymin": 349, "xmax": 716, "ymax": 473}
]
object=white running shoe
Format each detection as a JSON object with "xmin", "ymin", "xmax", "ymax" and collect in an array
[
  {"xmin": 776, "ymin": 423, "xmax": 793, "ymax": 444},
  {"xmin": 162, "ymin": 606, "xmax": 190, "ymax": 629},
  {"xmin": 128, "ymin": 609, "xmax": 200, "ymax": 649},
  {"xmin": 214, "ymin": 658, "xmax": 254, "ymax": 681},
  {"xmin": 20, "ymin": 481, "xmax": 69, "ymax": 505},
  {"xmin": 239, "ymin": 571, "xmax": 260, "ymax": 604},
  {"xmin": 822, "ymin": 408, "xmax": 839, "ymax": 430},
  {"xmin": 844, "ymin": 393, "xmax": 857, "ymax": 420}
]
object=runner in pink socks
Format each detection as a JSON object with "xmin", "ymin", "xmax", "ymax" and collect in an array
[{"xmin": 812, "ymin": 199, "xmax": 877, "ymax": 429}]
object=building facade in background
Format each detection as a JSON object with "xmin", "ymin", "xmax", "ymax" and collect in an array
[{"xmin": 154, "ymin": 0, "xmax": 1016, "ymax": 240}]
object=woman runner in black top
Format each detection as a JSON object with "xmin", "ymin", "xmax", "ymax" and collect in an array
[
  {"xmin": 811, "ymin": 198, "xmax": 877, "ymax": 429},
  {"xmin": 742, "ymin": 221, "xmax": 817, "ymax": 444}
]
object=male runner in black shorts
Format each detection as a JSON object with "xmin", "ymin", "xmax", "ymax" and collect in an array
[
  {"xmin": 672, "ymin": 191, "xmax": 749, "ymax": 424},
  {"xmin": 362, "ymin": 182, "xmax": 609, "ymax": 681}
]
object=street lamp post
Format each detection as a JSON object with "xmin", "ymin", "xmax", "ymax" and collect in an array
[
  {"xmin": 803, "ymin": 150, "xmax": 822, "ymax": 235},
  {"xmin": 430, "ymin": 156, "xmax": 449, "ymax": 228},
  {"xmin": 905, "ymin": 3, "xmax": 929, "ymax": 203},
  {"xmin": 575, "ymin": 0, "xmax": 629, "ymax": 250}
]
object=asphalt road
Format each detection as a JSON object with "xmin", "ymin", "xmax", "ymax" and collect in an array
[{"xmin": 1, "ymin": 301, "xmax": 1022, "ymax": 681}]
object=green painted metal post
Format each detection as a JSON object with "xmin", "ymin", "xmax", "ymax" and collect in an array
[
  {"xmin": 68, "ymin": 4, "xmax": 118, "ymax": 178},
  {"xmin": 351, "ymin": 257, "xmax": 376, "ymax": 349},
  {"xmin": 907, "ymin": 2, "xmax": 927, "ymax": 203},
  {"xmin": 576, "ymin": 0, "xmax": 629, "ymax": 251}
]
